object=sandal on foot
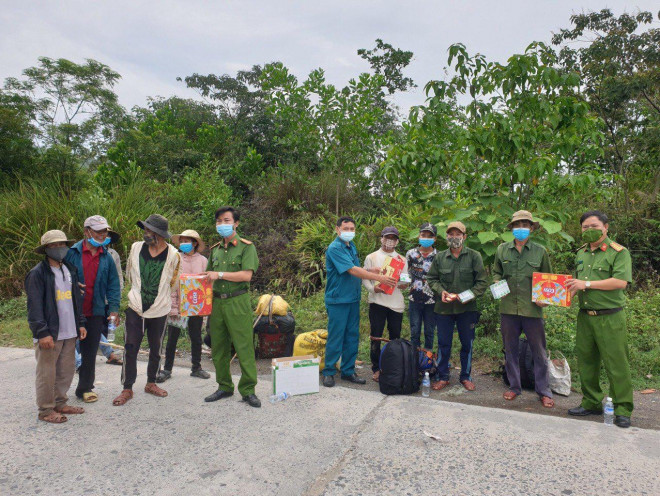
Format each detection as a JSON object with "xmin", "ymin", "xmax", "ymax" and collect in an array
[
  {"xmin": 432, "ymin": 380, "xmax": 450, "ymax": 391},
  {"xmin": 461, "ymin": 380, "xmax": 476, "ymax": 391},
  {"xmin": 503, "ymin": 391, "xmax": 519, "ymax": 401},
  {"xmin": 82, "ymin": 392, "xmax": 98, "ymax": 403},
  {"xmin": 155, "ymin": 370, "xmax": 172, "ymax": 383},
  {"xmin": 39, "ymin": 411, "xmax": 67, "ymax": 423},
  {"xmin": 106, "ymin": 355, "xmax": 123, "ymax": 365},
  {"xmin": 372, "ymin": 371, "xmax": 380, "ymax": 382},
  {"xmin": 541, "ymin": 396, "xmax": 555, "ymax": 408},
  {"xmin": 55, "ymin": 405, "xmax": 84, "ymax": 414},
  {"xmin": 112, "ymin": 389, "xmax": 133, "ymax": 406},
  {"xmin": 144, "ymin": 383, "xmax": 168, "ymax": 397}
]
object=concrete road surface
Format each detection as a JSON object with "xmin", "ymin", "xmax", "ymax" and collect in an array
[{"xmin": 1, "ymin": 347, "xmax": 658, "ymax": 496}]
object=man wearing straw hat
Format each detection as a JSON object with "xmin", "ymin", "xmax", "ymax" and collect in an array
[
  {"xmin": 65, "ymin": 215, "xmax": 121, "ymax": 403},
  {"xmin": 493, "ymin": 210, "xmax": 554, "ymax": 408},
  {"xmin": 25, "ymin": 230, "xmax": 87, "ymax": 423},
  {"xmin": 112, "ymin": 214, "xmax": 181, "ymax": 406},
  {"xmin": 156, "ymin": 229, "xmax": 211, "ymax": 382}
]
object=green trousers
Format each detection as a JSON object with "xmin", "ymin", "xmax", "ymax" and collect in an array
[
  {"xmin": 209, "ymin": 293, "xmax": 257, "ymax": 397},
  {"xmin": 576, "ymin": 310, "xmax": 633, "ymax": 417}
]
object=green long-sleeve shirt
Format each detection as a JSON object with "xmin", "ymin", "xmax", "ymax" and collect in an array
[
  {"xmin": 492, "ymin": 240, "xmax": 551, "ymax": 318},
  {"xmin": 426, "ymin": 247, "xmax": 488, "ymax": 314}
]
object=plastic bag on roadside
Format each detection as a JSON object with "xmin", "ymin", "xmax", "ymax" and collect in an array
[{"xmin": 548, "ymin": 351, "xmax": 571, "ymax": 396}]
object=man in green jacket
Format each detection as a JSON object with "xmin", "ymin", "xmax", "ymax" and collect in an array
[
  {"xmin": 493, "ymin": 210, "xmax": 554, "ymax": 408},
  {"xmin": 427, "ymin": 221, "xmax": 488, "ymax": 391},
  {"xmin": 566, "ymin": 210, "xmax": 633, "ymax": 428}
]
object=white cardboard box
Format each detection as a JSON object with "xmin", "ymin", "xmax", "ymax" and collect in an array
[{"xmin": 272, "ymin": 355, "xmax": 320, "ymax": 396}]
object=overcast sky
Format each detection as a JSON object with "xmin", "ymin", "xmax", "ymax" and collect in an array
[{"xmin": 2, "ymin": 1, "xmax": 658, "ymax": 115}]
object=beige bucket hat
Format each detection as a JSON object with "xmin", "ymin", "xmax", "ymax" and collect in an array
[
  {"xmin": 507, "ymin": 210, "xmax": 540, "ymax": 230},
  {"xmin": 34, "ymin": 230, "xmax": 75, "ymax": 255},
  {"xmin": 171, "ymin": 229, "xmax": 206, "ymax": 253}
]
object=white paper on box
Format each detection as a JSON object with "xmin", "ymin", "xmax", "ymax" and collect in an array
[
  {"xmin": 457, "ymin": 289, "xmax": 475, "ymax": 303},
  {"xmin": 490, "ymin": 280, "xmax": 510, "ymax": 299},
  {"xmin": 272, "ymin": 355, "xmax": 320, "ymax": 396}
]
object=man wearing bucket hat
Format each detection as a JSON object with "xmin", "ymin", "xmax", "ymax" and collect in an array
[
  {"xmin": 65, "ymin": 215, "xmax": 121, "ymax": 403},
  {"xmin": 112, "ymin": 214, "xmax": 181, "ymax": 406},
  {"xmin": 156, "ymin": 229, "xmax": 211, "ymax": 383},
  {"xmin": 26, "ymin": 230, "xmax": 87, "ymax": 423},
  {"xmin": 493, "ymin": 210, "xmax": 554, "ymax": 408},
  {"xmin": 427, "ymin": 221, "xmax": 488, "ymax": 391}
]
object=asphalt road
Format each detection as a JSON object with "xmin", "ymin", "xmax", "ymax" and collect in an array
[{"xmin": 1, "ymin": 347, "xmax": 658, "ymax": 496}]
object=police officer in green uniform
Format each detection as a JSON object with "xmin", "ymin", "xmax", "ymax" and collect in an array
[
  {"xmin": 203, "ymin": 207, "xmax": 261, "ymax": 408},
  {"xmin": 566, "ymin": 210, "xmax": 633, "ymax": 428}
]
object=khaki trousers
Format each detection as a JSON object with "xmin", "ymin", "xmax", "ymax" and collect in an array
[{"xmin": 35, "ymin": 337, "xmax": 76, "ymax": 417}]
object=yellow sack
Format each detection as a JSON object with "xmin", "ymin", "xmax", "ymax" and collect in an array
[
  {"xmin": 293, "ymin": 330, "xmax": 339, "ymax": 370},
  {"xmin": 255, "ymin": 294, "xmax": 290, "ymax": 317}
]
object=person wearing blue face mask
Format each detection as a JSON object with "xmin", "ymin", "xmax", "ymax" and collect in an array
[
  {"xmin": 322, "ymin": 216, "xmax": 398, "ymax": 387},
  {"xmin": 157, "ymin": 230, "xmax": 211, "ymax": 383},
  {"xmin": 64, "ymin": 215, "xmax": 121, "ymax": 403},
  {"xmin": 493, "ymin": 210, "xmax": 554, "ymax": 408},
  {"xmin": 406, "ymin": 223, "xmax": 438, "ymax": 352}
]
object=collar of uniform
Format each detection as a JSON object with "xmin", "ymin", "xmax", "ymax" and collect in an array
[
  {"xmin": 508, "ymin": 240, "xmax": 530, "ymax": 251},
  {"xmin": 585, "ymin": 237, "xmax": 610, "ymax": 252},
  {"xmin": 444, "ymin": 247, "xmax": 466, "ymax": 258},
  {"xmin": 223, "ymin": 235, "xmax": 239, "ymax": 248}
]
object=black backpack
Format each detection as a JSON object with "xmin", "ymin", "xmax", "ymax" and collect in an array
[
  {"xmin": 502, "ymin": 338, "xmax": 535, "ymax": 390},
  {"xmin": 379, "ymin": 339, "xmax": 420, "ymax": 395}
]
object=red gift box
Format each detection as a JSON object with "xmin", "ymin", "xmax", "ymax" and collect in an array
[
  {"xmin": 375, "ymin": 255, "xmax": 405, "ymax": 295},
  {"xmin": 531, "ymin": 272, "xmax": 572, "ymax": 307},
  {"xmin": 179, "ymin": 274, "xmax": 213, "ymax": 316}
]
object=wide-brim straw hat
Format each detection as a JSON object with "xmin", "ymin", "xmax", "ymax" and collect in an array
[
  {"xmin": 137, "ymin": 214, "xmax": 171, "ymax": 239},
  {"xmin": 507, "ymin": 210, "xmax": 540, "ymax": 230},
  {"xmin": 171, "ymin": 229, "xmax": 206, "ymax": 253},
  {"xmin": 34, "ymin": 230, "xmax": 75, "ymax": 255}
]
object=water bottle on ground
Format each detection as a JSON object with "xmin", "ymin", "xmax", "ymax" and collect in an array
[
  {"xmin": 269, "ymin": 392, "xmax": 289, "ymax": 404},
  {"xmin": 604, "ymin": 397, "xmax": 614, "ymax": 426},
  {"xmin": 422, "ymin": 372, "xmax": 431, "ymax": 398},
  {"xmin": 107, "ymin": 316, "xmax": 117, "ymax": 342}
]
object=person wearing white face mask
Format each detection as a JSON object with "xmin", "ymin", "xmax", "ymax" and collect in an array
[
  {"xmin": 322, "ymin": 217, "xmax": 397, "ymax": 387},
  {"xmin": 363, "ymin": 226, "xmax": 409, "ymax": 382}
]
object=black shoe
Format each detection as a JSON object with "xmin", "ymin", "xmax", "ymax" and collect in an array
[
  {"xmin": 190, "ymin": 368, "xmax": 211, "ymax": 379},
  {"xmin": 614, "ymin": 415, "xmax": 631, "ymax": 428},
  {"xmin": 568, "ymin": 406, "xmax": 603, "ymax": 416},
  {"xmin": 242, "ymin": 394, "xmax": 261, "ymax": 408},
  {"xmin": 155, "ymin": 370, "xmax": 172, "ymax": 383},
  {"xmin": 341, "ymin": 374, "xmax": 366, "ymax": 385},
  {"xmin": 323, "ymin": 375, "xmax": 335, "ymax": 388},
  {"xmin": 204, "ymin": 389, "xmax": 234, "ymax": 402}
]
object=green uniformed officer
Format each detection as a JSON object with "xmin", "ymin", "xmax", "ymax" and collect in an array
[
  {"xmin": 203, "ymin": 206, "xmax": 260, "ymax": 408},
  {"xmin": 566, "ymin": 210, "xmax": 633, "ymax": 428}
]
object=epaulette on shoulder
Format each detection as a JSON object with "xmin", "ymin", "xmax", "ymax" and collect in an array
[
  {"xmin": 240, "ymin": 238, "xmax": 253, "ymax": 245},
  {"xmin": 609, "ymin": 241, "xmax": 625, "ymax": 252},
  {"xmin": 578, "ymin": 243, "xmax": 588, "ymax": 252},
  {"xmin": 209, "ymin": 241, "xmax": 221, "ymax": 250}
]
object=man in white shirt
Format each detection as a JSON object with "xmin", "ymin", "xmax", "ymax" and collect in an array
[{"xmin": 363, "ymin": 226, "xmax": 409, "ymax": 382}]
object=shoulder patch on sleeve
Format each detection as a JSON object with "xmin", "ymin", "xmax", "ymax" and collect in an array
[
  {"xmin": 240, "ymin": 238, "xmax": 253, "ymax": 245},
  {"xmin": 609, "ymin": 241, "xmax": 625, "ymax": 252}
]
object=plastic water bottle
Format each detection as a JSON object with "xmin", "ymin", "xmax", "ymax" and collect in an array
[
  {"xmin": 422, "ymin": 372, "xmax": 431, "ymax": 398},
  {"xmin": 604, "ymin": 397, "xmax": 614, "ymax": 426},
  {"xmin": 107, "ymin": 316, "xmax": 117, "ymax": 342},
  {"xmin": 269, "ymin": 392, "xmax": 289, "ymax": 404}
]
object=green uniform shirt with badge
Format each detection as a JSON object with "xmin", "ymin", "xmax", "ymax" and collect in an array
[
  {"xmin": 426, "ymin": 246, "xmax": 488, "ymax": 315},
  {"xmin": 492, "ymin": 240, "xmax": 552, "ymax": 318},
  {"xmin": 206, "ymin": 237, "xmax": 259, "ymax": 294},
  {"xmin": 575, "ymin": 237, "xmax": 632, "ymax": 310}
]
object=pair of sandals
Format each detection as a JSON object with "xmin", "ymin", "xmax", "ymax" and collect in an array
[
  {"xmin": 39, "ymin": 405, "xmax": 85, "ymax": 424},
  {"xmin": 503, "ymin": 390, "xmax": 555, "ymax": 408},
  {"xmin": 112, "ymin": 383, "xmax": 168, "ymax": 406}
]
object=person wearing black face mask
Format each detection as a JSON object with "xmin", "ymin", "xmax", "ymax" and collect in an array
[{"xmin": 25, "ymin": 230, "xmax": 87, "ymax": 423}]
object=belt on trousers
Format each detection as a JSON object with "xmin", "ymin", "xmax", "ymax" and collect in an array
[
  {"xmin": 580, "ymin": 307, "xmax": 623, "ymax": 317},
  {"xmin": 213, "ymin": 289, "xmax": 247, "ymax": 300}
]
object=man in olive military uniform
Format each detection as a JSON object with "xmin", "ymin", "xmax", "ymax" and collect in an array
[
  {"xmin": 566, "ymin": 210, "xmax": 633, "ymax": 428},
  {"xmin": 493, "ymin": 210, "xmax": 555, "ymax": 408},
  {"xmin": 427, "ymin": 221, "xmax": 488, "ymax": 391},
  {"xmin": 204, "ymin": 207, "xmax": 261, "ymax": 407}
]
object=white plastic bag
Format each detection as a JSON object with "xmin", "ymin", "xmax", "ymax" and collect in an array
[{"xmin": 548, "ymin": 351, "xmax": 571, "ymax": 396}]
